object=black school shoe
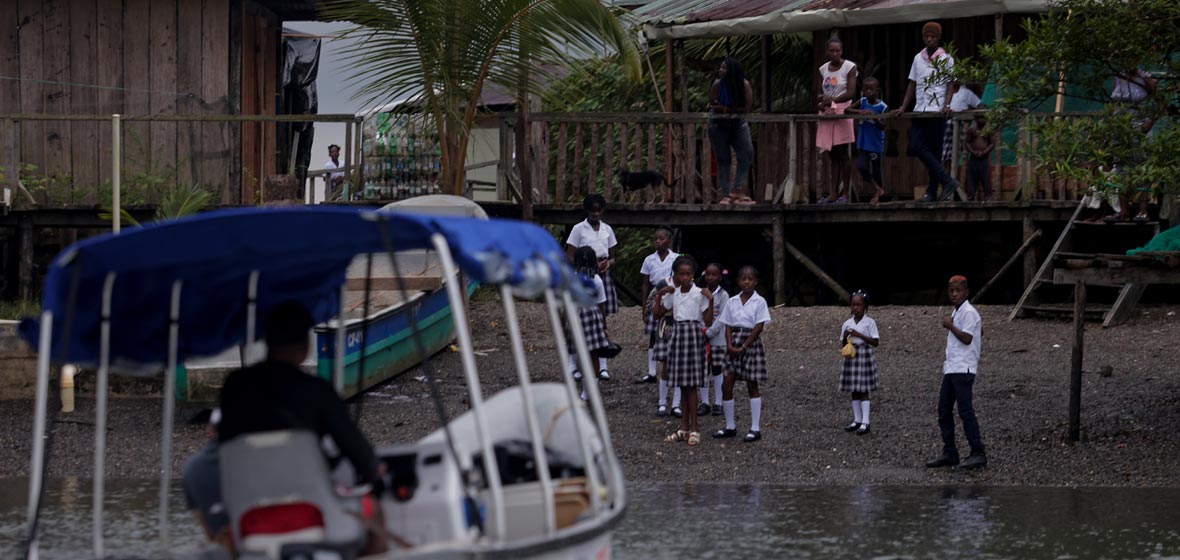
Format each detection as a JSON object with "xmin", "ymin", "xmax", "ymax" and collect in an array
[
  {"xmin": 856, "ymin": 424, "xmax": 871, "ymax": 435},
  {"xmin": 744, "ymin": 431, "xmax": 761, "ymax": 443},
  {"xmin": 925, "ymin": 453, "xmax": 960, "ymax": 468},
  {"xmin": 958, "ymin": 452, "xmax": 987, "ymax": 470},
  {"xmin": 636, "ymin": 373, "xmax": 657, "ymax": 384},
  {"xmin": 712, "ymin": 428, "xmax": 737, "ymax": 439},
  {"xmin": 697, "ymin": 403, "xmax": 711, "ymax": 416},
  {"xmin": 712, "ymin": 404, "xmax": 723, "ymax": 416},
  {"xmin": 844, "ymin": 422, "xmax": 861, "ymax": 432},
  {"xmin": 671, "ymin": 406, "xmax": 682, "ymax": 418}
]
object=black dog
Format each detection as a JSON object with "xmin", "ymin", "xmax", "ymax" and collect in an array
[{"xmin": 617, "ymin": 168, "xmax": 672, "ymax": 202}]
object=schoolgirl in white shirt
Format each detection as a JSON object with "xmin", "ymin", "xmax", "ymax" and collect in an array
[
  {"xmin": 638, "ymin": 227, "xmax": 678, "ymax": 385},
  {"xmin": 712, "ymin": 266, "xmax": 771, "ymax": 443},
  {"xmin": 654, "ymin": 255, "xmax": 714, "ymax": 446},
  {"xmin": 565, "ymin": 193, "xmax": 618, "ymax": 380},
  {"xmin": 839, "ymin": 291, "xmax": 880, "ymax": 435},
  {"xmin": 699, "ymin": 263, "xmax": 729, "ymax": 416}
]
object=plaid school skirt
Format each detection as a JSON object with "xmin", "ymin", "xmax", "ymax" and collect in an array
[
  {"xmin": 651, "ymin": 317, "xmax": 673, "ymax": 361},
  {"xmin": 577, "ymin": 305, "xmax": 610, "ymax": 352},
  {"xmin": 727, "ymin": 327, "xmax": 768, "ymax": 382},
  {"xmin": 839, "ymin": 344, "xmax": 880, "ymax": 393},
  {"xmin": 601, "ymin": 270, "xmax": 619, "ymax": 316},
  {"xmin": 710, "ymin": 344, "xmax": 727, "ymax": 373},
  {"xmin": 667, "ymin": 320, "xmax": 708, "ymax": 387}
]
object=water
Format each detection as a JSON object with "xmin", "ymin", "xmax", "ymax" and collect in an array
[{"xmin": 3, "ymin": 479, "xmax": 1180, "ymax": 559}]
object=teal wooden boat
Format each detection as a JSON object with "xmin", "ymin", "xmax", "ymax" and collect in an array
[{"xmin": 314, "ymin": 194, "xmax": 485, "ymax": 397}]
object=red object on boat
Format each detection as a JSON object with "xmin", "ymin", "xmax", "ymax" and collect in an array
[{"xmin": 240, "ymin": 502, "xmax": 324, "ymax": 537}]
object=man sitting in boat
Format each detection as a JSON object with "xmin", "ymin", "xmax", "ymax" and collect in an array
[
  {"xmin": 182, "ymin": 407, "xmax": 233, "ymax": 554},
  {"xmin": 218, "ymin": 301, "xmax": 384, "ymax": 495}
]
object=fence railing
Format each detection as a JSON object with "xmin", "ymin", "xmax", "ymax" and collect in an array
[{"xmin": 503, "ymin": 111, "xmax": 1102, "ymax": 207}]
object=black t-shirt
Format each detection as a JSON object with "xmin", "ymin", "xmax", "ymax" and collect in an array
[{"xmin": 218, "ymin": 360, "xmax": 380, "ymax": 490}]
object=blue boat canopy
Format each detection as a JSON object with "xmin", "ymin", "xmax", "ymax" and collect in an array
[{"xmin": 20, "ymin": 206, "xmax": 590, "ymax": 371}]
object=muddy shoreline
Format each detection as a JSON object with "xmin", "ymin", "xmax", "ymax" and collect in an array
[{"xmin": 2, "ymin": 302, "xmax": 1179, "ymax": 487}]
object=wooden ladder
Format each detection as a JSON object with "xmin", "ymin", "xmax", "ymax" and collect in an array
[{"xmin": 1009, "ymin": 201, "xmax": 1159, "ymax": 327}]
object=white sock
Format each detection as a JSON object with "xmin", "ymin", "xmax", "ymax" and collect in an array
[
  {"xmin": 750, "ymin": 397, "xmax": 762, "ymax": 432},
  {"xmin": 861, "ymin": 400, "xmax": 871, "ymax": 425},
  {"xmin": 658, "ymin": 379, "xmax": 668, "ymax": 406},
  {"xmin": 699, "ymin": 387, "xmax": 709, "ymax": 405},
  {"xmin": 568, "ymin": 355, "xmax": 578, "ymax": 375},
  {"xmin": 852, "ymin": 400, "xmax": 863, "ymax": 424},
  {"xmin": 647, "ymin": 349, "xmax": 656, "ymax": 376},
  {"xmin": 598, "ymin": 357, "xmax": 608, "ymax": 374},
  {"xmin": 723, "ymin": 399, "xmax": 736, "ymax": 430},
  {"xmin": 672, "ymin": 387, "xmax": 682, "ymax": 409},
  {"xmin": 712, "ymin": 375, "xmax": 724, "ymax": 405}
]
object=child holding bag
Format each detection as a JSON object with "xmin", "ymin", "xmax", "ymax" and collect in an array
[{"xmin": 839, "ymin": 290, "xmax": 880, "ymax": 435}]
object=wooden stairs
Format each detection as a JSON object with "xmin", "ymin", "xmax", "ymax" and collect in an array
[{"xmin": 1009, "ymin": 202, "xmax": 1161, "ymax": 327}]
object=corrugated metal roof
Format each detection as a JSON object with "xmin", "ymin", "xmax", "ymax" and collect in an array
[{"xmin": 634, "ymin": 0, "xmax": 1050, "ymax": 39}]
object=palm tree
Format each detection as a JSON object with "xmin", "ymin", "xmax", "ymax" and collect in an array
[{"xmin": 321, "ymin": 0, "xmax": 641, "ymax": 196}]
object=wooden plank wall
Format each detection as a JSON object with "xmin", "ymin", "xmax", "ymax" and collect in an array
[{"xmin": 1, "ymin": 0, "xmax": 251, "ymax": 205}]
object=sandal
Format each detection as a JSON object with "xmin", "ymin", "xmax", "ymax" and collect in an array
[
  {"xmin": 687, "ymin": 431, "xmax": 701, "ymax": 446},
  {"xmin": 718, "ymin": 196, "xmax": 733, "ymax": 205},
  {"xmin": 712, "ymin": 428, "xmax": 737, "ymax": 439},
  {"xmin": 735, "ymin": 196, "xmax": 755, "ymax": 206},
  {"xmin": 744, "ymin": 430, "xmax": 761, "ymax": 443},
  {"xmin": 664, "ymin": 430, "xmax": 689, "ymax": 443},
  {"xmin": 1133, "ymin": 212, "xmax": 1150, "ymax": 224}
]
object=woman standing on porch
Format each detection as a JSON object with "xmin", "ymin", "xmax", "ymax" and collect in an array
[
  {"xmin": 816, "ymin": 37, "xmax": 859, "ymax": 204},
  {"xmin": 707, "ymin": 57, "xmax": 756, "ymax": 205}
]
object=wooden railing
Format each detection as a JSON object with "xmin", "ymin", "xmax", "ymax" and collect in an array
[{"xmin": 500, "ymin": 111, "xmax": 1101, "ymax": 207}]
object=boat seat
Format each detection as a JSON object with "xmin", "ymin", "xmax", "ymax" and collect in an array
[{"xmin": 219, "ymin": 430, "xmax": 366, "ymax": 559}]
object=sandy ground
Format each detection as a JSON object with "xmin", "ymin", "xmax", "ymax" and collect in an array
[{"xmin": 2, "ymin": 301, "xmax": 1179, "ymax": 487}]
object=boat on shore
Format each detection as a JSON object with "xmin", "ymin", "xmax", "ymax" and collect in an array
[
  {"xmin": 18, "ymin": 205, "xmax": 625, "ymax": 559},
  {"xmin": 315, "ymin": 195, "xmax": 484, "ymax": 398}
]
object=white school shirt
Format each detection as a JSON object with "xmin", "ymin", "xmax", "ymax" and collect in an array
[
  {"xmin": 948, "ymin": 86, "xmax": 980, "ymax": 112},
  {"xmin": 640, "ymin": 251, "xmax": 679, "ymax": 287},
  {"xmin": 944, "ymin": 300, "xmax": 982, "ymax": 374},
  {"xmin": 839, "ymin": 316, "xmax": 879, "ymax": 346},
  {"xmin": 566, "ymin": 219, "xmax": 617, "ymax": 259},
  {"xmin": 323, "ymin": 159, "xmax": 344, "ymax": 180},
  {"xmin": 908, "ymin": 50, "xmax": 955, "ymax": 113},
  {"xmin": 662, "ymin": 284, "xmax": 710, "ymax": 322},
  {"xmin": 718, "ymin": 292, "xmax": 772, "ymax": 329},
  {"xmin": 704, "ymin": 286, "xmax": 730, "ymax": 346},
  {"xmin": 592, "ymin": 275, "xmax": 607, "ymax": 305}
]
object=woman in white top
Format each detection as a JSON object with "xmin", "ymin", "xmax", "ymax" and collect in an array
[
  {"xmin": 654, "ymin": 255, "xmax": 714, "ymax": 446},
  {"xmin": 839, "ymin": 291, "xmax": 881, "ymax": 435},
  {"xmin": 816, "ymin": 37, "xmax": 858, "ymax": 204},
  {"xmin": 566, "ymin": 194, "xmax": 618, "ymax": 379},
  {"xmin": 712, "ymin": 266, "xmax": 772, "ymax": 443}
]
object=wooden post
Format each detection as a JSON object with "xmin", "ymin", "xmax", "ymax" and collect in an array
[
  {"xmin": 498, "ymin": 117, "xmax": 511, "ymax": 200},
  {"xmin": 517, "ymin": 110, "xmax": 532, "ymax": 221},
  {"xmin": 786, "ymin": 118, "xmax": 798, "ymax": 204},
  {"xmin": 1022, "ymin": 217, "xmax": 1038, "ymax": 289},
  {"xmin": 343, "ymin": 120, "xmax": 352, "ymax": 201},
  {"xmin": 555, "ymin": 123, "xmax": 568, "ymax": 203},
  {"xmin": 1069, "ymin": 281, "xmax": 1085, "ymax": 442},
  {"xmin": 18, "ymin": 218, "xmax": 33, "ymax": 301},
  {"xmin": 783, "ymin": 239, "xmax": 850, "ymax": 303},
  {"xmin": 353, "ymin": 118, "xmax": 364, "ymax": 197},
  {"xmin": 772, "ymin": 214, "xmax": 786, "ymax": 306},
  {"xmin": 677, "ymin": 40, "xmax": 687, "ymax": 113},
  {"xmin": 664, "ymin": 40, "xmax": 674, "ymax": 185},
  {"xmin": 993, "ymin": 14, "xmax": 1004, "ymax": 200},
  {"xmin": 760, "ymin": 34, "xmax": 771, "ymax": 112}
]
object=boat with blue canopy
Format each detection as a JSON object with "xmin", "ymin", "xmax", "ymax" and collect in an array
[{"xmin": 18, "ymin": 205, "xmax": 625, "ymax": 559}]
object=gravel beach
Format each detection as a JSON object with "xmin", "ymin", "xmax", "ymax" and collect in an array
[{"xmin": 2, "ymin": 301, "xmax": 1179, "ymax": 487}]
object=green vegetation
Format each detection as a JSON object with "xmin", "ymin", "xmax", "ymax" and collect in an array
[
  {"xmin": 950, "ymin": 0, "xmax": 1179, "ymax": 194},
  {"xmin": 321, "ymin": 0, "xmax": 641, "ymax": 197},
  {"xmin": 0, "ymin": 299, "xmax": 40, "ymax": 321}
]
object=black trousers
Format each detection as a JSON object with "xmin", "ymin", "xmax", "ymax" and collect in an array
[
  {"xmin": 966, "ymin": 158, "xmax": 991, "ymax": 199},
  {"xmin": 938, "ymin": 373, "xmax": 985, "ymax": 457}
]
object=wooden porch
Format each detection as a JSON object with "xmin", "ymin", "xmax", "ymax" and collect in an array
[{"xmin": 500, "ymin": 111, "xmax": 1093, "ymax": 215}]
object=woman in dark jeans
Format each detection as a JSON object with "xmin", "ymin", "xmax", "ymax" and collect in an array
[{"xmin": 707, "ymin": 57, "xmax": 755, "ymax": 205}]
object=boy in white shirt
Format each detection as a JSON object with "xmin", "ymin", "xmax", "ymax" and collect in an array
[{"xmin": 926, "ymin": 275, "xmax": 986, "ymax": 470}]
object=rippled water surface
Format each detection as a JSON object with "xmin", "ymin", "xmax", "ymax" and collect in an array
[{"xmin": 4, "ymin": 479, "xmax": 1180, "ymax": 559}]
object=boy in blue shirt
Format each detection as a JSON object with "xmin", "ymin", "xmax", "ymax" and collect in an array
[{"xmin": 847, "ymin": 77, "xmax": 888, "ymax": 205}]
